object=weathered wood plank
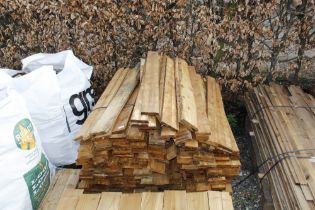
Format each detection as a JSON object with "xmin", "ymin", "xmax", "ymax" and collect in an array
[
  {"xmin": 97, "ymin": 192, "xmax": 121, "ymax": 210},
  {"xmin": 141, "ymin": 51, "xmax": 160, "ymax": 116},
  {"xmin": 189, "ymin": 66, "xmax": 211, "ymax": 136},
  {"xmin": 208, "ymin": 191, "xmax": 222, "ymax": 210},
  {"xmin": 56, "ymin": 189, "xmax": 83, "ymax": 210},
  {"xmin": 161, "ymin": 57, "xmax": 178, "ymax": 130},
  {"xmin": 140, "ymin": 192, "xmax": 164, "ymax": 210},
  {"xmin": 186, "ymin": 192, "xmax": 209, "ymax": 210},
  {"xmin": 221, "ymin": 192, "xmax": 233, "ymax": 210},
  {"xmin": 163, "ymin": 190, "xmax": 187, "ymax": 210},
  {"xmin": 76, "ymin": 194, "xmax": 101, "ymax": 210},
  {"xmin": 92, "ymin": 68, "xmax": 139, "ymax": 135},
  {"xmin": 177, "ymin": 59, "xmax": 198, "ymax": 131},
  {"xmin": 76, "ymin": 68, "xmax": 128, "ymax": 140},
  {"xmin": 112, "ymin": 87, "xmax": 139, "ymax": 133},
  {"xmin": 118, "ymin": 193, "xmax": 142, "ymax": 210}
]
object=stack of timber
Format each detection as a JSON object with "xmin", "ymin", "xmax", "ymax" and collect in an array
[
  {"xmin": 40, "ymin": 169, "xmax": 234, "ymax": 210},
  {"xmin": 245, "ymin": 84, "xmax": 315, "ymax": 210},
  {"xmin": 76, "ymin": 51, "xmax": 240, "ymax": 192}
]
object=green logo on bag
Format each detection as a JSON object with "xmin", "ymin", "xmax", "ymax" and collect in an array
[
  {"xmin": 13, "ymin": 118, "xmax": 36, "ymax": 150},
  {"xmin": 24, "ymin": 153, "xmax": 51, "ymax": 210}
]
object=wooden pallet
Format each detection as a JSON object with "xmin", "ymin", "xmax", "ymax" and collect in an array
[
  {"xmin": 245, "ymin": 84, "xmax": 315, "ymax": 210},
  {"xmin": 39, "ymin": 169, "xmax": 234, "ymax": 210}
]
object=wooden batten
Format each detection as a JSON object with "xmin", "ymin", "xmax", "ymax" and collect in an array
[
  {"xmin": 140, "ymin": 51, "xmax": 161, "ymax": 116},
  {"xmin": 91, "ymin": 68, "xmax": 139, "ymax": 135}
]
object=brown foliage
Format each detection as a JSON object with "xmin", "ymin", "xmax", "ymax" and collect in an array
[{"xmin": 0, "ymin": 0, "xmax": 314, "ymax": 98}]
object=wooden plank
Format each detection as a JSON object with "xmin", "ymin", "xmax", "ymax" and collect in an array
[
  {"xmin": 118, "ymin": 193, "xmax": 142, "ymax": 210},
  {"xmin": 56, "ymin": 189, "xmax": 83, "ymax": 210},
  {"xmin": 66, "ymin": 169, "xmax": 80, "ymax": 189},
  {"xmin": 131, "ymin": 66, "xmax": 148, "ymax": 123},
  {"xmin": 141, "ymin": 51, "xmax": 160, "ymax": 116},
  {"xmin": 221, "ymin": 192, "xmax": 233, "ymax": 210},
  {"xmin": 92, "ymin": 68, "xmax": 139, "ymax": 135},
  {"xmin": 174, "ymin": 58, "xmax": 181, "ymax": 129},
  {"xmin": 166, "ymin": 144, "xmax": 177, "ymax": 160},
  {"xmin": 189, "ymin": 67, "xmax": 211, "ymax": 136},
  {"xmin": 76, "ymin": 68, "xmax": 128, "ymax": 140},
  {"xmin": 215, "ymin": 82, "xmax": 238, "ymax": 152},
  {"xmin": 97, "ymin": 192, "xmax": 122, "ymax": 210},
  {"xmin": 140, "ymin": 58, "xmax": 145, "ymax": 82},
  {"xmin": 186, "ymin": 192, "xmax": 209, "ymax": 210},
  {"xmin": 161, "ymin": 57, "xmax": 178, "ymax": 130},
  {"xmin": 150, "ymin": 160, "xmax": 166, "ymax": 174},
  {"xmin": 39, "ymin": 170, "xmax": 73, "ymax": 210},
  {"xmin": 206, "ymin": 77, "xmax": 218, "ymax": 146},
  {"xmin": 140, "ymin": 192, "xmax": 164, "ymax": 210},
  {"xmin": 159, "ymin": 56, "xmax": 167, "ymax": 119},
  {"xmin": 112, "ymin": 86, "xmax": 139, "ymax": 133},
  {"xmin": 76, "ymin": 194, "xmax": 101, "ymax": 210},
  {"xmin": 177, "ymin": 59, "xmax": 198, "ymax": 131},
  {"xmin": 163, "ymin": 190, "xmax": 187, "ymax": 210},
  {"xmin": 208, "ymin": 191, "xmax": 222, "ymax": 210},
  {"xmin": 161, "ymin": 126, "xmax": 176, "ymax": 138}
]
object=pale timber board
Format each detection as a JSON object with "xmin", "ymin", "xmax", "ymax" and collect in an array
[
  {"xmin": 186, "ymin": 192, "xmax": 209, "ymax": 210},
  {"xmin": 76, "ymin": 68, "xmax": 128, "ymax": 140},
  {"xmin": 112, "ymin": 86, "xmax": 139, "ymax": 133},
  {"xmin": 215, "ymin": 82, "xmax": 239, "ymax": 153},
  {"xmin": 39, "ymin": 169, "xmax": 74, "ymax": 210},
  {"xmin": 92, "ymin": 68, "xmax": 139, "ymax": 135},
  {"xmin": 65, "ymin": 169, "xmax": 80, "ymax": 189},
  {"xmin": 174, "ymin": 58, "xmax": 182, "ymax": 128},
  {"xmin": 189, "ymin": 66, "xmax": 211, "ymax": 135},
  {"xmin": 97, "ymin": 192, "xmax": 122, "ymax": 210},
  {"xmin": 140, "ymin": 58, "xmax": 145, "ymax": 82},
  {"xmin": 163, "ymin": 190, "xmax": 187, "ymax": 210},
  {"xmin": 76, "ymin": 194, "xmax": 101, "ymax": 210},
  {"xmin": 56, "ymin": 189, "xmax": 83, "ymax": 210},
  {"xmin": 177, "ymin": 59, "xmax": 198, "ymax": 131},
  {"xmin": 159, "ymin": 56, "xmax": 167, "ymax": 119},
  {"xmin": 161, "ymin": 126, "xmax": 177, "ymax": 138},
  {"xmin": 140, "ymin": 192, "xmax": 164, "ymax": 210},
  {"xmin": 208, "ymin": 191, "xmax": 223, "ymax": 210},
  {"xmin": 206, "ymin": 76, "xmax": 219, "ymax": 146},
  {"xmin": 118, "ymin": 193, "xmax": 142, "ymax": 210},
  {"xmin": 131, "ymin": 64, "xmax": 148, "ymax": 123},
  {"xmin": 221, "ymin": 192, "xmax": 233, "ymax": 210},
  {"xmin": 161, "ymin": 56, "xmax": 178, "ymax": 130},
  {"xmin": 141, "ymin": 51, "xmax": 160, "ymax": 115}
]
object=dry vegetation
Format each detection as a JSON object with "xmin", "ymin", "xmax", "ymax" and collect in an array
[{"xmin": 0, "ymin": 0, "xmax": 314, "ymax": 98}]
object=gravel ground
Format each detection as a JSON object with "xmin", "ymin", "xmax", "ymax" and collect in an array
[{"xmin": 232, "ymin": 135, "xmax": 262, "ymax": 210}]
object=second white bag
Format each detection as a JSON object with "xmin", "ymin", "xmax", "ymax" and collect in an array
[{"xmin": 21, "ymin": 51, "xmax": 95, "ymax": 166}]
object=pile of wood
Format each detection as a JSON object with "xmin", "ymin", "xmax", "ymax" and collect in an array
[
  {"xmin": 76, "ymin": 51, "xmax": 240, "ymax": 192},
  {"xmin": 245, "ymin": 84, "xmax": 315, "ymax": 210}
]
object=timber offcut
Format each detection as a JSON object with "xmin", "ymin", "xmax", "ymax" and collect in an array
[{"xmin": 76, "ymin": 51, "xmax": 240, "ymax": 192}]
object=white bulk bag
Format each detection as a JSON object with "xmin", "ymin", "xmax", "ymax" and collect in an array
[
  {"xmin": 0, "ymin": 68, "xmax": 25, "ymax": 77},
  {"xmin": 21, "ymin": 50, "xmax": 95, "ymax": 165},
  {"xmin": 11, "ymin": 66, "xmax": 79, "ymax": 166},
  {"xmin": 0, "ymin": 78, "xmax": 53, "ymax": 210},
  {"xmin": 22, "ymin": 50, "xmax": 94, "ymax": 130}
]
